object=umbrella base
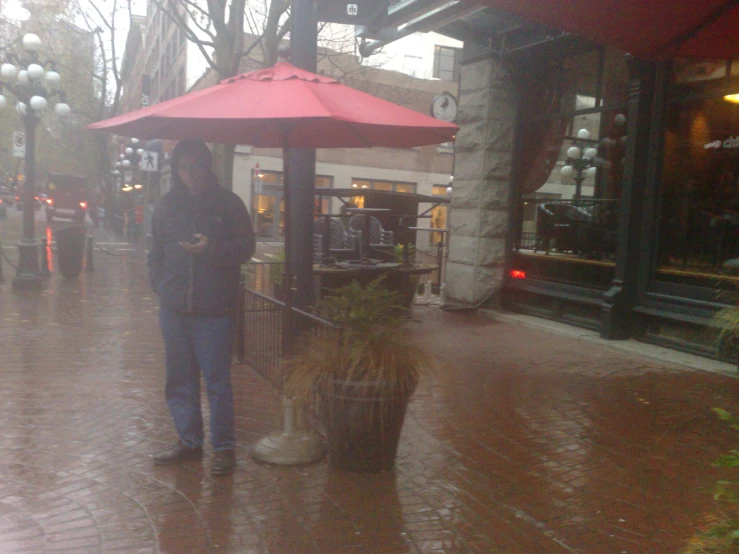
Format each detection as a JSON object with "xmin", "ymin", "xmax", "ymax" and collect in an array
[{"xmin": 250, "ymin": 431, "xmax": 325, "ymax": 465}]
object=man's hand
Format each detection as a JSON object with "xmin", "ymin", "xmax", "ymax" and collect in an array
[{"xmin": 179, "ymin": 233, "xmax": 208, "ymax": 255}]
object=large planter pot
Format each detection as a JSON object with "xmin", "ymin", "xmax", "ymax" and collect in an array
[{"xmin": 320, "ymin": 379, "xmax": 412, "ymax": 472}]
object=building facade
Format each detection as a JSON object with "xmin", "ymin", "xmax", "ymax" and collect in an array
[{"xmin": 366, "ymin": 3, "xmax": 739, "ymax": 358}]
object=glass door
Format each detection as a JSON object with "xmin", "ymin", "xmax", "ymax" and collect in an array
[{"xmin": 253, "ymin": 190, "xmax": 286, "ymax": 240}]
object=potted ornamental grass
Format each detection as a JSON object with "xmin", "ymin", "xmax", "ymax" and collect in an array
[{"xmin": 280, "ymin": 277, "xmax": 428, "ymax": 472}]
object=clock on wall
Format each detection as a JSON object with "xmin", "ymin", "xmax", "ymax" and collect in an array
[{"xmin": 430, "ymin": 92, "xmax": 458, "ymax": 123}]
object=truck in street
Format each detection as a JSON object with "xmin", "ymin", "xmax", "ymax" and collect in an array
[{"xmin": 46, "ymin": 174, "xmax": 88, "ymax": 223}]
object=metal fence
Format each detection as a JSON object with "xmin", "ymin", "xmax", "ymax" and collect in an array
[
  {"xmin": 242, "ymin": 260, "xmax": 284, "ymax": 298},
  {"xmin": 236, "ymin": 287, "xmax": 336, "ymax": 384}
]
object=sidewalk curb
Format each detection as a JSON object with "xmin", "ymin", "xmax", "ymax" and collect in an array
[{"xmin": 480, "ymin": 309, "xmax": 738, "ymax": 376}]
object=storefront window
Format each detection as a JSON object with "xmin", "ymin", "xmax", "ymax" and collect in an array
[
  {"xmin": 656, "ymin": 68, "xmax": 739, "ymax": 289},
  {"xmin": 512, "ymin": 46, "xmax": 630, "ymax": 289},
  {"xmin": 252, "ymin": 171, "xmax": 332, "ymax": 239},
  {"xmin": 430, "ymin": 185, "xmax": 449, "ymax": 245},
  {"xmin": 349, "ymin": 179, "xmax": 417, "ymax": 209}
]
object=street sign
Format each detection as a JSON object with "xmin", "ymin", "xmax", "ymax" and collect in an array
[
  {"xmin": 317, "ymin": 0, "xmax": 388, "ymax": 25},
  {"xmin": 12, "ymin": 132, "xmax": 25, "ymax": 158},
  {"xmin": 140, "ymin": 150, "xmax": 158, "ymax": 172}
]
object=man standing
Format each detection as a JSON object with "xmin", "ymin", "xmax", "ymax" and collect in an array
[{"xmin": 148, "ymin": 139, "xmax": 255, "ymax": 476}]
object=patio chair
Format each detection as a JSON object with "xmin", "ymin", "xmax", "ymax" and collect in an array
[
  {"xmin": 348, "ymin": 215, "xmax": 394, "ymax": 256},
  {"xmin": 313, "ymin": 217, "xmax": 358, "ymax": 261}
]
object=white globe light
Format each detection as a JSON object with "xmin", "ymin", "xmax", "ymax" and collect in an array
[
  {"xmin": 131, "ymin": 138, "xmax": 139, "ymax": 145},
  {"xmin": 54, "ymin": 102, "xmax": 70, "ymax": 117},
  {"xmin": 17, "ymin": 70, "xmax": 29, "ymax": 85},
  {"xmin": 125, "ymin": 147, "xmax": 133, "ymax": 155},
  {"xmin": 584, "ymin": 147, "xmax": 598, "ymax": 159},
  {"xmin": 119, "ymin": 153, "xmax": 125, "ymax": 159},
  {"xmin": 112, "ymin": 170, "xmax": 121, "ymax": 176},
  {"xmin": 122, "ymin": 159, "xmax": 131, "ymax": 168},
  {"xmin": 0, "ymin": 63, "xmax": 17, "ymax": 80},
  {"xmin": 16, "ymin": 102, "xmax": 27, "ymax": 115},
  {"xmin": 614, "ymin": 113, "xmax": 626, "ymax": 126},
  {"xmin": 136, "ymin": 148, "xmax": 144, "ymax": 155},
  {"xmin": 115, "ymin": 162, "xmax": 122, "ymax": 168},
  {"xmin": 45, "ymin": 70, "xmax": 60, "ymax": 86},
  {"xmin": 586, "ymin": 166, "xmax": 598, "ymax": 178},
  {"xmin": 560, "ymin": 165, "xmax": 574, "ymax": 178},
  {"xmin": 567, "ymin": 146, "xmax": 581, "ymax": 159},
  {"xmin": 22, "ymin": 33, "xmax": 42, "ymax": 51},
  {"xmin": 577, "ymin": 128, "xmax": 590, "ymax": 139},
  {"xmin": 27, "ymin": 63, "xmax": 44, "ymax": 81},
  {"xmin": 620, "ymin": 135, "xmax": 628, "ymax": 145},
  {"xmin": 0, "ymin": 95, "xmax": 6, "ymax": 109},
  {"xmin": 29, "ymin": 95, "xmax": 47, "ymax": 112}
]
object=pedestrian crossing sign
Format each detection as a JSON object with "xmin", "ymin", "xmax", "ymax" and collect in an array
[{"xmin": 141, "ymin": 151, "xmax": 159, "ymax": 172}]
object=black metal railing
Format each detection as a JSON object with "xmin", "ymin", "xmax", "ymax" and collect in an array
[
  {"xmin": 516, "ymin": 198, "xmax": 620, "ymax": 259},
  {"xmin": 237, "ymin": 288, "xmax": 336, "ymax": 383},
  {"xmin": 242, "ymin": 260, "xmax": 284, "ymax": 298},
  {"xmin": 413, "ymin": 228, "xmax": 448, "ymax": 293}
]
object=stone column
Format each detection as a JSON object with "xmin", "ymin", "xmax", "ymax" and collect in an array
[{"xmin": 446, "ymin": 54, "xmax": 516, "ymax": 304}]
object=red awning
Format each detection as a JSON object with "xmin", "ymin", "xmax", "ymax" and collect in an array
[{"xmin": 475, "ymin": 0, "xmax": 739, "ymax": 59}]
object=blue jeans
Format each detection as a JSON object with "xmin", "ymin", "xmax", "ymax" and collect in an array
[{"xmin": 159, "ymin": 305, "xmax": 235, "ymax": 451}]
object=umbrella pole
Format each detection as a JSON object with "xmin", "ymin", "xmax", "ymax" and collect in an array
[{"xmin": 250, "ymin": 141, "xmax": 325, "ymax": 467}]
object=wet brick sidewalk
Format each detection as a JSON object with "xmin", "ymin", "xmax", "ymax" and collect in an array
[{"xmin": 0, "ymin": 222, "xmax": 738, "ymax": 552}]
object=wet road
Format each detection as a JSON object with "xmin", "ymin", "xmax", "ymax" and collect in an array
[{"xmin": 0, "ymin": 209, "xmax": 737, "ymax": 552}]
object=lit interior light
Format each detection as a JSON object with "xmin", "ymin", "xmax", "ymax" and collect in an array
[{"xmin": 725, "ymin": 94, "xmax": 739, "ymax": 104}]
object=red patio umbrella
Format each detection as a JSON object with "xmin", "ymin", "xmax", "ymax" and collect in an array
[
  {"xmin": 88, "ymin": 59, "xmax": 457, "ymax": 313},
  {"xmin": 87, "ymin": 61, "xmax": 457, "ymax": 147},
  {"xmin": 474, "ymin": 0, "xmax": 739, "ymax": 60}
]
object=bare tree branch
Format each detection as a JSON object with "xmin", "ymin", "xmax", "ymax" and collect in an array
[{"xmin": 150, "ymin": 0, "xmax": 217, "ymax": 69}]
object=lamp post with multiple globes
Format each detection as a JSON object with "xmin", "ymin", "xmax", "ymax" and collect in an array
[
  {"xmin": 0, "ymin": 33, "xmax": 70, "ymax": 290},
  {"xmin": 560, "ymin": 128, "xmax": 599, "ymax": 200}
]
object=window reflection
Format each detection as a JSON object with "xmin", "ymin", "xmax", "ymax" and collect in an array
[
  {"xmin": 658, "ymin": 95, "xmax": 739, "ymax": 286},
  {"xmin": 513, "ymin": 47, "xmax": 630, "ymax": 289}
]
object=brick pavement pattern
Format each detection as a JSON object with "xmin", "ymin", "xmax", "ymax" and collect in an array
[{"xmin": 0, "ymin": 222, "xmax": 738, "ymax": 552}]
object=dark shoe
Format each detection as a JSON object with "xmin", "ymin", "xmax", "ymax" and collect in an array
[
  {"xmin": 211, "ymin": 449, "xmax": 236, "ymax": 476},
  {"xmin": 153, "ymin": 442, "xmax": 203, "ymax": 465}
]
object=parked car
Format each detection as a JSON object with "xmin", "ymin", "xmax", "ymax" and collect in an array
[
  {"xmin": 0, "ymin": 186, "xmax": 13, "ymax": 209},
  {"xmin": 13, "ymin": 185, "xmax": 47, "ymax": 211}
]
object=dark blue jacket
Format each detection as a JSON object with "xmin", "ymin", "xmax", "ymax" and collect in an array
[{"xmin": 148, "ymin": 183, "xmax": 255, "ymax": 316}]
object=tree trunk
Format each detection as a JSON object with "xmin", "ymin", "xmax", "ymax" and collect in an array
[{"xmin": 212, "ymin": 143, "xmax": 236, "ymax": 191}]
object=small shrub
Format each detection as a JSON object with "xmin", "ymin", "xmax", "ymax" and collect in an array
[{"xmin": 681, "ymin": 408, "xmax": 739, "ymax": 553}]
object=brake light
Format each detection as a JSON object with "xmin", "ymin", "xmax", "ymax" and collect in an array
[
  {"xmin": 510, "ymin": 270, "xmax": 526, "ymax": 279},
  {"xmin": 46, "ymin": 198, "xmax": 53, "ymax": 205},
  {"xmin": 79, "ymin": 201, "xmax": 87, "ymax": 209}
]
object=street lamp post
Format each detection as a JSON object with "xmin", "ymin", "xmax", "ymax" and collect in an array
[
  {"xmin": 560, "ymin": 128, "xmax": 599, "ymax": 200},
  {"xmin": 0, "ymin": 33, "xmax": 70, "ymax": 290}
]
